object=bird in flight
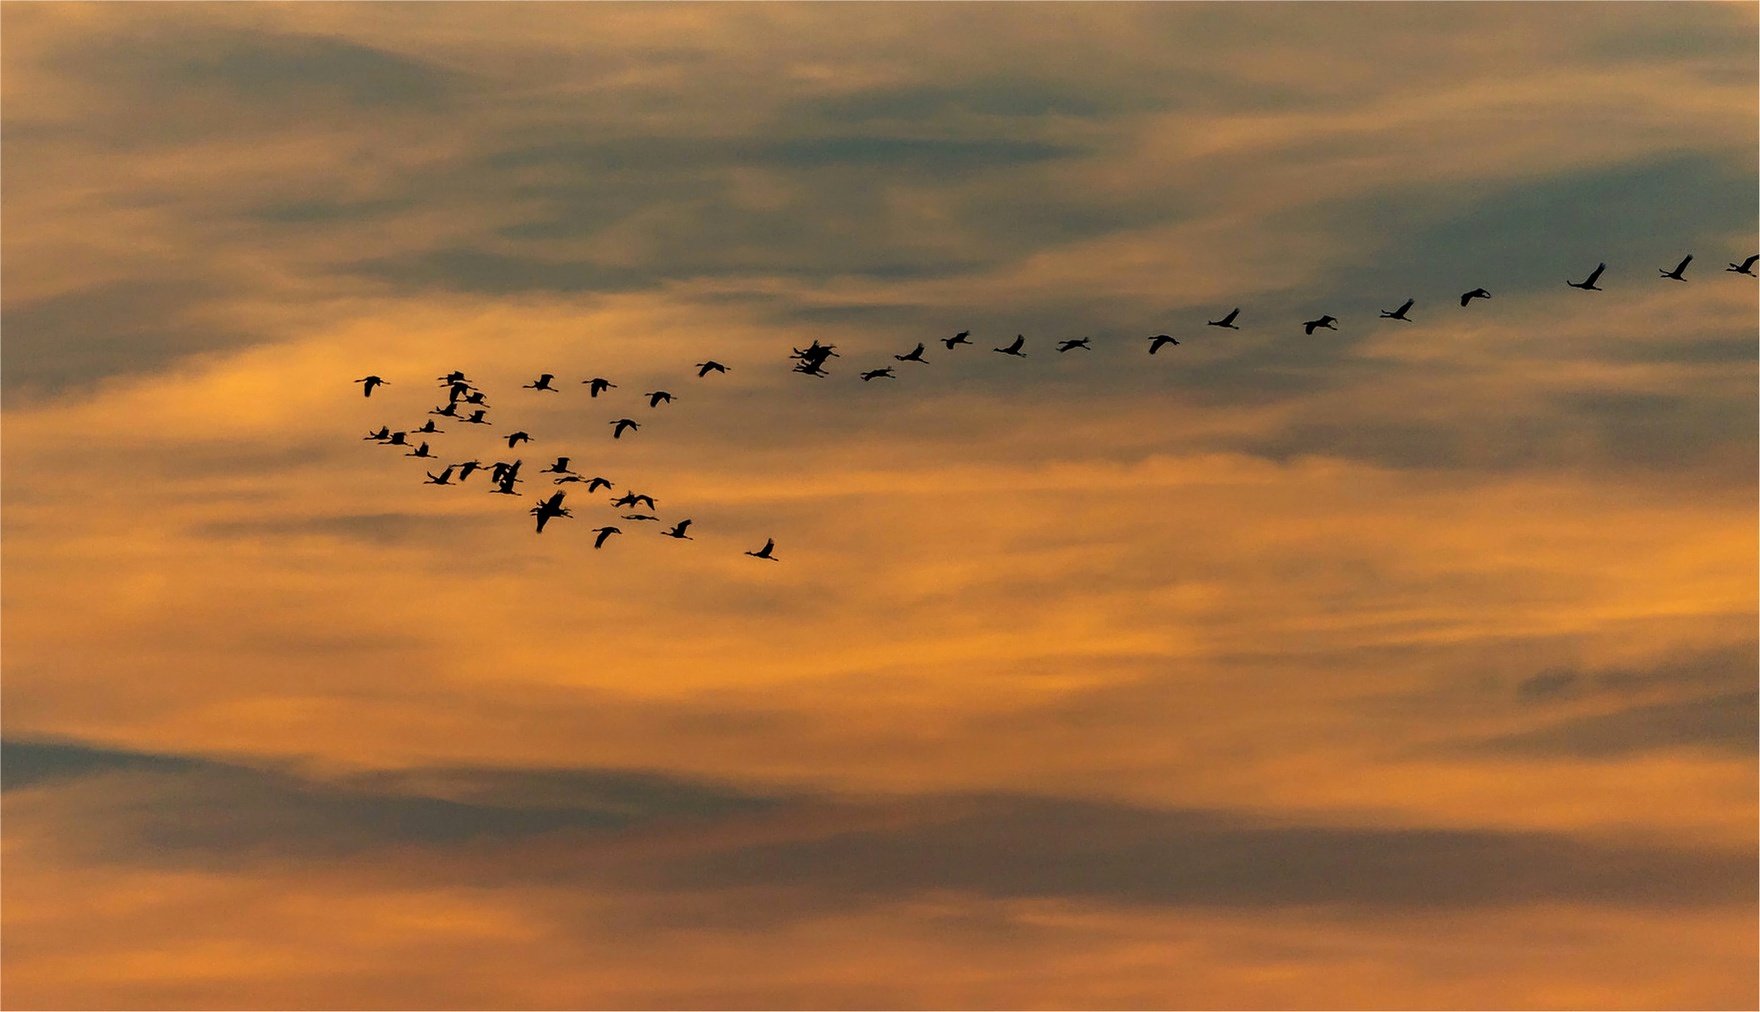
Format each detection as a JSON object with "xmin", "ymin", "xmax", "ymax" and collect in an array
[
  {"xmin": 995, "ymin": 335, "xmax": 1027, "ymax": 357},
  {"xmin": 894, "ymin": 342, "xmax": 929, "ymax": 363},
  {"xmin": 423, "ymin": 465, "xmax": 456, "ymax": 486},
  {"xmin": 531, "ymin": 492, "xmax": 573, "ymax": 533},
  {"xmin": 430, "ymin": 402, "xmax": 459, "ymax": 418},
  {"xmin": 1380, "ymin": 298, "xmax": 1415, "ymax": 320},
  {"xmin": 943, "ymin": 331, "xmax": 972, "ymax": 349},
  {"xmin": 695, "ymin": 361, "xmax": 729, "ymax": 377},
  {"xmin": 506, "ymin": 431, "xmax": 533, "ymax": 448},
  {"xmin": 541, "ymin": 456, "xmax": 575, "ymax": 475},
  {"xmin": 463, "ymin": 390, "xmax": 489, "ymax": 406},
  {"xmin": 584, "ymin": 377, "xmax": 617, "ymax": 397},
  {"xmin": 1568, "ymin": 263, "xmax": 1606, "ymax": 291},
  {"xmin": 437, "ymin": 370, "xmax": 469, "ymax": 386},
  {"xmin": 620, "ymin": 513, "xmax": 661, "ymax": 522},
  {"xmin": 524, "ymin": 374, "xmax": 559, "ymax": 391},
  {"xmin": 356, "ymin": 376, "xmax": 388, "ymax": 397},
  {"xmin": 1057, "ymin": 338, "xmax": 1092, "ymax": 352},
  {"xmin": 1303, "ymin": 315, "xmax": 1338, "ymax": 335},
  {"xmin": 463, "ymin": 409, "xmax": 491, "ymax": 425},
  {"xmin": 385, "ymin": 431, "xmax": 409, "ymax": 446},
  {"xmin": 610, "ymin": 418, "xmax": 640, "ymax": 439},
  {"xmin": 861, "ymin": 367, "xmax": 895, "ymax": 381},
  {"xmin": 591, "ymin": 526, "xmax": 622, "ymax": 549},
  {"xmin": 456, "ymin": 460, "xmax": 485, "ymax": 481},
  {"xmin": 364, "ymin": 426, "xmax": 392, "ymax": 441},
  {"xmin": 1147, "ymin": 334, "xmax": 1179, "ymax": 354},
  {"xmin": 585, "ymin": 476, "xmax": 614, "ymax": 493},
  {"xmin": 1727, "ymin": 255, "xmax": 1758, "ymax": 276},
  {"xmin": 745, "ymin": 537, "xmax": 779, "ymax": 561},
  {"xmin": 661, "ymin": 519, "xmax": 693, "ymax": 540},
  {"xmin": 413, "ymin": 419, "xmax": 443, "ymax": 434},
  {"xmin": 612, "ymin": 492, "xmax": 656, "ymax": 510},
  {"xmin": 1208, "ymin": 308, "xmax": 1241, "ymax": 329},
  {"xmin": 1460, "ymin": 288, "xmax": 1491, "ymax": 307},
  {"xmin": 645, "ymin": 390, "xmax": 673, "ymax": 407},
  {"xmin": 406, "ymin": 441, "xmax": 433, "ymax": 458},
  {"xmin": 1659, "ymin": 254, "xmax": 1692, "ymax": 281},
  {"xmin": 793, "ymin": 361, "xmax": 829, "ymax": 378}
]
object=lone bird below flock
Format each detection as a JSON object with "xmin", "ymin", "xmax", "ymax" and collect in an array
[
  {"xmin": 1727, "ymin": 255, "xmax": 1758, "ymax": 276},
  {"xmin": 1148, "ymin": 334, "xmax": 1179, "ymax": 354},
  {"xmin": 1207, "ymin": 308, "xmax": 1241, "ymax": 329},
  {"xmin": 745, "ymin": 538, "xmax": 778, "ymax": 561},
  {"xmin": 995, "ymin": 335, "xmax": 1027, "ymax": 357},
  {"xmin": 1460, "ymin": 288, "xmax": 1491, "ymax": 307},
  {"xmin": 1660, "ymin": 254, "xmax": 1692, "ymax": 281},
  {"xmin": 1380, "ymin": 299, "xmax": 1414, "ymax": 320},
  {"xmin": 1568, "ymin": 263, "xmax": 1606, "ymax": 291},
  {"xmin": 356, "ymin": 375, "xmax": 388, "ymax": 397},
  {"xmin": 610, "ymin": 418, "xmax": 640, "ymax": 439},
  {"xmin": 1057, "ymin": 338, "xmax": 1091, "ymax": 352},
  {"xmin": 1303, "ymin": 315, "xmax": 1338, "ymax": 335}
]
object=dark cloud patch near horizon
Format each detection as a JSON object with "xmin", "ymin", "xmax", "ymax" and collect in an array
[
  {"xmin": 7, "ymin": 737, "xmax": 1752, "ymax": 914},
  {"xmin": 1465, "ymin": 690, "xmax": 1758, "ymax": 759}
]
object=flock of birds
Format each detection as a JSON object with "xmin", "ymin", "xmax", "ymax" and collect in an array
[{"xmin": 355, "ymin": 251, "xmax": 1758, "ymax": 551}]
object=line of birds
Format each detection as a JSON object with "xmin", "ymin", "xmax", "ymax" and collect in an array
[{"xmin": 353, "ymin": 249, "xmax": 1756, "ymax": 546}]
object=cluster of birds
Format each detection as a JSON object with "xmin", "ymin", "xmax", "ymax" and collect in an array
[
  {"xmin": 355, "ymin": 250, "xmax": 1756, "ymax": 545},
  {"xmin": 355, "ymin": 363, "xmax": 777, "ymax": 558}
]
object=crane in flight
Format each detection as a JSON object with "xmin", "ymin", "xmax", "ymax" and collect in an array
[
  {"xmin": 994, "ymin": 335, "xmax": 1027, "ymax": 357},
  {"xmin": 355, "ymin": 375, "xmax": 388, "ymax": 397},
  {"xmin": 531, "ymin": 492, "xmax": 573, "ymax": 533},
  {"xmin": 1380, "ymin": 299, "xmax": 1414, "ymax": 320},
  {"xmin": 745, "ymin": 538, "xmax": 779, "ymax": 561},
  {"xmin": 1659, "ymin": 254, "xmax": 1692, "ymax": 281},
  {"xmin": 1460, "ymin": 288, "xmax": 1491, "ymax": 307},
  {"xmin": 1303, "ymin": 315, "xmax": 1338, "ymax": 335},
  {"xmin": 943, "ymin": 331, "xmax": 972, "ymax": 349},
  {"xmin": 1148, "ymin": 334, "xmax": 1179, "ymax": 354},
  {"xmin": 1727, "ymin": 255, "xmax": 1758, "ymax": 276},
  {"xmin": 1207, "ymin": 308, "xmax": 1241, "ymax": 329},
  {"xmin": 1568, "ymin": 263, "xmax": 1606, "ymax": 291}
]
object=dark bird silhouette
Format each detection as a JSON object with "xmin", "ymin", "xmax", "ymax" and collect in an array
[
  {"xmin": 1056, "ymin": 338, "xmax": 1091, "ymax": 352},
  {"xmin": 490, "ymin": 460, "xmax": 523, "ymax": 495},
  {"xmin": 894, "ymin": 342, "xmax": 928, "ymax": 363},
  {"xmin": 861, "ymin": 368, "xmax": 895, "ymax": 381},
  {"xmin": 406, "ymin": 441, "xmax": 433, "ymax": 458},
  {"xmin": 1303, "ymin": 315, "xmax": 1338, "ymax": 335},
  {"xmin": 553, "ymin": 475, "xmax": 590, "ymax": 485},
  {"xmin": 364, "ymin": 426, "xmax": 391, "ymax": 441},
  {"xmin": 1727, "ymin": 255, "xmax": 1758, "ymax": 276},
  {"xmin": 943, "ymin": 330, "xmax": 972, "ymax": 349},
  {"xmin": 1380, "ymin": 298, "xmax": 1415, "ymax": 320},
  {"xmin": 1460, "ymin": 288, "xmax": 1491, "ymax": 307},
  {"xmin": 585, "ymin": 476, "xmax": 614, "ymax": 493},
  {"xmin": 524, "ymin": 374, "xmax": 559, "ymax": 391},
  {"xmin": 591, "ymin": 526, "xmax": 622, "ymax": 549},
  {"xmin": 413, "ymin": 419, "xmax": 443, "ymax": 434},
  {"xmin": 541, "ymin": 456, "xmax": 575, "ymax": 475},
  {"xmin": 430, "ymin": 402, "xmax": 460, "ymax": 417},
  {"xmin": 1660, "ymin": 254, "xmax": 1692, "ymax": 281},
  {"xmin": 386, "ymin": 431, "xmax": 409, "ymax": 446},
  {"xmin": 793, "ymin": 361, "xmax": 829, "ymax": 378},
  {"xmin": 437, "ymin": 371, "xmax": 469, "ymax": 385},
  {"xmin": 506, "ymin": 431, "xmax": 532, "ymax": 448},
  {"xmin": 645, "ymin": 390, "xmax": 673, "ymax": 407},
  {"xmin": 446, "ymin": 381, "xmax": 472, "ymax": 404},
  {"xmin": 1568, "ymin": 264, "xmax": 1606, "ymax": 290},
  {"xmin": 424, "ymin": 465, "xmax": 456, "ymax": 485},
  {"xmin": 695, "ymin": 360, "xmax": 729, "ymax": 377},
  {"xmin": 995, "ymin": 335, "xmax": 1027, "ymax": 357},
  {"xmin": 464, "ymin": 409, "xmax": 491, "ymax": 425},
  {"xmin": 745, "ymin": 537, "xmax": 778, "ymax": 561},
  {"xmin": 661, "ymin": 519, "xmax": 693, "ymax": 540},
  {"xmin": 1208, "ymin": 308, "xmax": 1241, "ymax": 329},
  {"xmin": 463, "ymin": 390, "xmax": 489, "ymax": 406},
  {"xmin": 356, "ymin": 375, "xmax": 388, "ymax": 397},
  {"xmin": 621, "ymin": 513, "xmax": 661, "ymax": 522},
  {"xmin": 531, "ymin": 492, "xmax": 572, "ymax": 533},
  {"xmin": 1147, "ymin": 334, "xmax": 1179, "ymax": 354},
  {"xmin": 584, "ymin": 377, "xmax": 617, "ymax": 397},
  {"xmin": 456, "ymin": 460, "xmax": 485, "ymax": 481},
  {"xmin": 610, "ymin": 418, "xmax": 640, "ymax": 439},
  {"xmin": 612, "ymin": 492, "xmax": 656, "ymax": 510}
]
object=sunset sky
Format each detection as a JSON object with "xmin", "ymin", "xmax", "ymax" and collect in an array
[{"xmin": 3, "ymin": 4, "xmax": 1757, "ymax": 1008}]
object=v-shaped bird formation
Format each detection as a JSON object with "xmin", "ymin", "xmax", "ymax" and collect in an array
[{"xmin": 357, "ymin": 249, "xmax": 1755, "ymax": 555}]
